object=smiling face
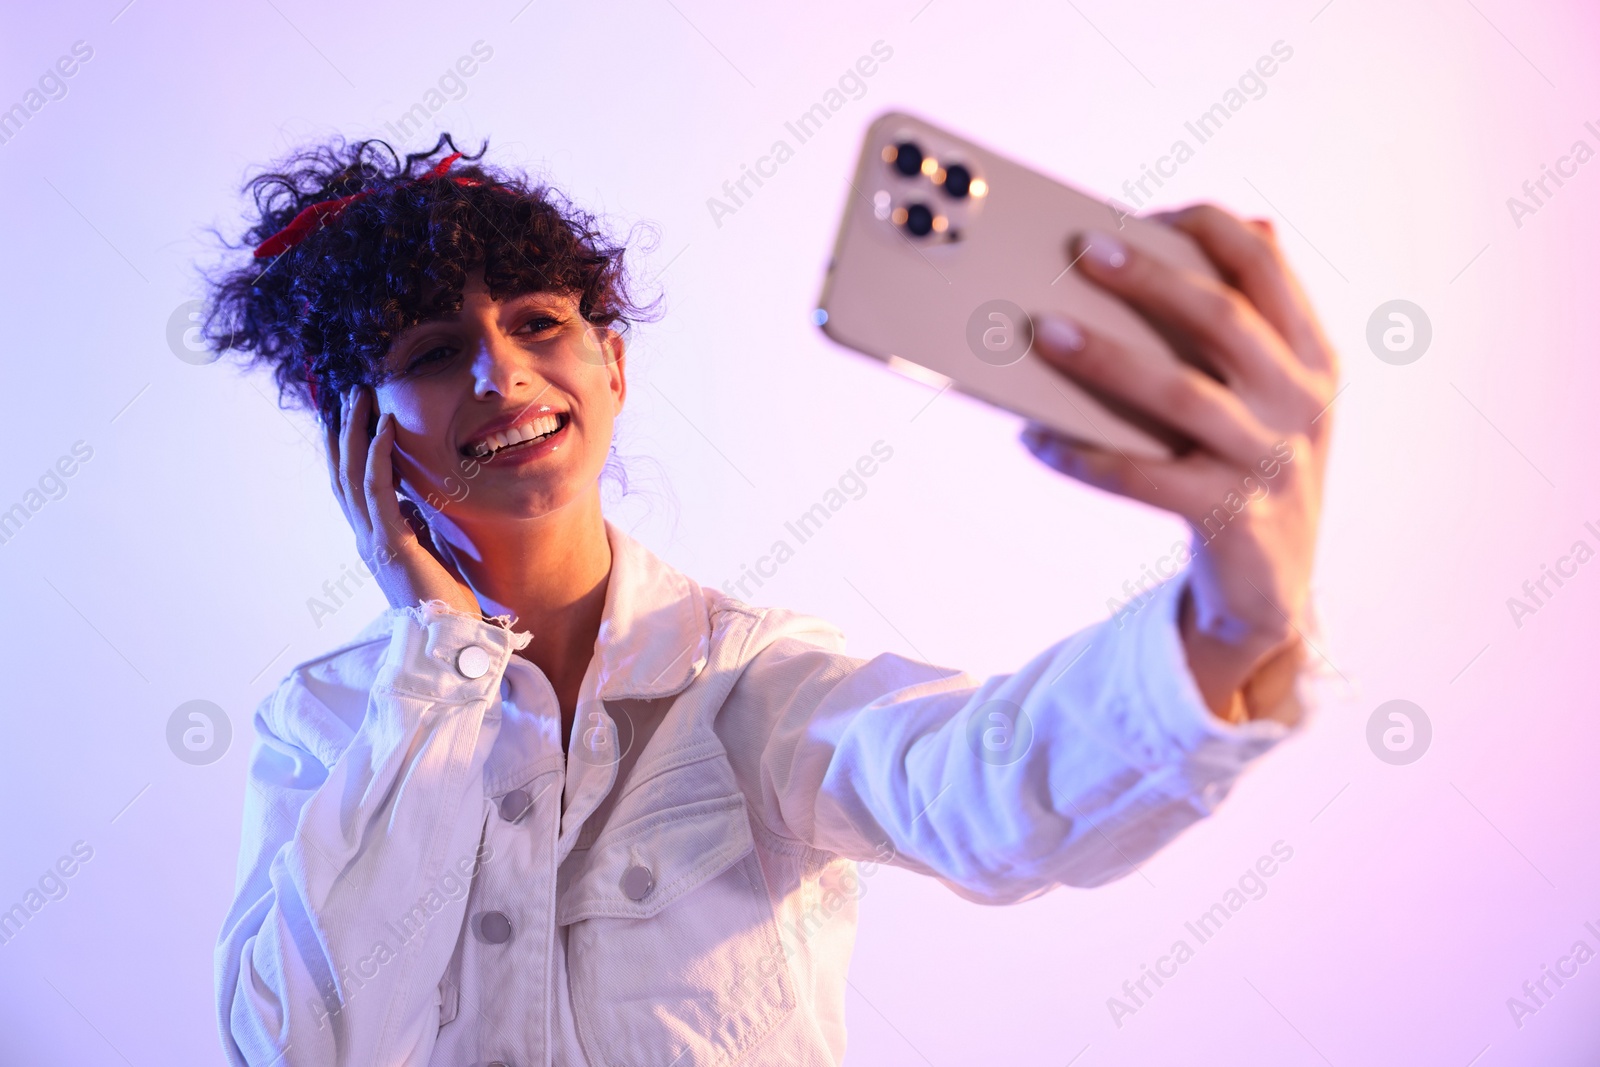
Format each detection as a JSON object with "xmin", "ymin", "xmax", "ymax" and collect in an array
[{"xmin": 372, "ymin": 271, "xmax": 626, "ymax": 527}]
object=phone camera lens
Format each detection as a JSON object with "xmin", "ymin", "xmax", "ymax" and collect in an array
[
  {"xmin": 888, "ymin": 141, "xmax": 924, "ymax": 177},
  {"xmin": 901, "ymin": 202, "xmax": 935, "ymax": 237},
  {"xmin": 941, "ymin": 163, "xmax": 973, "ymax": 198}
]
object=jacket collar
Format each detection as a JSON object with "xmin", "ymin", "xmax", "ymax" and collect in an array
[
  {"xmin": 588, "ymin": 520, "xmax": 710, "ymax": 701},
  {"xmin": 345, "ymin": 521, "xmax": 709, "ymax": 701}
]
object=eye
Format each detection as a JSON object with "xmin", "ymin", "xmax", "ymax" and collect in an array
[
  {"xmin": 517, "ymin": 313, "xmax": 564, "ymax": 336},
  {"xmin": 404, "ymin": 345, "xmax": 455, "ymax": 374}
]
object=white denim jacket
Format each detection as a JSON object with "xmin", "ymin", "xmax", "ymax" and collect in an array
[{"xmin": 216, "ymin": 521, "xmax": 1326, "ymax": 1067}]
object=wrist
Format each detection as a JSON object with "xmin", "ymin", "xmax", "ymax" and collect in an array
[{"xmin": 1178, "ymin": 580, "xmax": 1300, "ymax": 721}]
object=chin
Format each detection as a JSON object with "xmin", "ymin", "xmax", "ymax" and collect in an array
[
  {"xmin": 479, "ymin": 479, "xmax": 598, "ymax": 522},
  {"xmin": 406, "ymin": 450, "xmax": 604, "ymax": 525}
]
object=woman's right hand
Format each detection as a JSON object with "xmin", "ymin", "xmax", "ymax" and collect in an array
[{"xmin": 325, "ymin": 384, "xmax": 482, "ymax": 617}]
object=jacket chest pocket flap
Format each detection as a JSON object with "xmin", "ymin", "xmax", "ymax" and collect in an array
[{"xmin": 557, "ymin": 792, "xmax": 798, "ymax": 1066}]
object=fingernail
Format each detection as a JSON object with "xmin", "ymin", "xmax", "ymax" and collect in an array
[
  {"xmin": 1035, "ymin": 314, "xmax": 1085, "ymax": 353},
  {"xmin": 1029, "ymin": 432, "xmax": 1079, "ymax": 472},
  {"xmin": 1050, "ymin": 441, "xmax": 1082, "ymax": 472},
  {"xmin": 1081, "ymin": 231, "xmax": 1128, "ymax": 270}
]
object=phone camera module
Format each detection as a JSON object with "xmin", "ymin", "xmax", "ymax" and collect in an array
[
  {"xmin": 894, "ymin": 202, "xmax": 936, "ymax": 237},
  {"xmin": 884, "ymin": 141, "xmax": 924, "ymax": 177},
  {"xmin": 941, "ymin": 163, "xmax": 973, "ymax": 199}
]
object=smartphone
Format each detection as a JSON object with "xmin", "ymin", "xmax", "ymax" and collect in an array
[{"xmin": 814, "ymin": 110, "xmax": 1221, "ymax": 460}]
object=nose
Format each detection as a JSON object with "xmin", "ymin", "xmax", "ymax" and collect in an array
[{"xmin": 469, "ymin": 328, "xmax": 534, "ymax": 400}]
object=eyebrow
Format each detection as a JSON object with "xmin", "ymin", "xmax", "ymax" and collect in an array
[
  {"xmin": 401, "ymin": 291, "xmax": 567, "ymax": 330},
  {"xmin": 388, "ymin": 293, "xmax": 575, "ymax": 361}
]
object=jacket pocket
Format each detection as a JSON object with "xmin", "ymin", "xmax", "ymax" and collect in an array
[{"xmin": 557, "ymin": 792, "xmax": 797, "ymax": 1066}]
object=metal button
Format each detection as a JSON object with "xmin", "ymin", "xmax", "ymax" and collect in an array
[
  {"xmin": 499, "ymin": 788, "xmax": 533, "ymax": 823},
  {"xmin": 457, "ymin": 645, "xmax": 492, "ymax": 679},
  {"xmin": 476, "ymin": 910, "xmax": 512, "ymax": 944},
  {"xmin": 620, "ymin": 863, "xmax": 655, "ymax": 901}
]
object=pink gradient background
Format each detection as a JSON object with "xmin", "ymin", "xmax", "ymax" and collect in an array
[{"xmin": 0, "ymin": 0, "xmax": 1596, "ymax": 1063}]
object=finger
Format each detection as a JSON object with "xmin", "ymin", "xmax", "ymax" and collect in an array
[
  {"xmin": 323, "ymin": 414, "xmax": 351, "ymax": 521},
  {"xmin": 398, "ymin": 495, "xmax": 470, "ymax": 585},
  {"xmin": 364, "ymin": 411, "xmax": 411, "ymax": 551},
  {"xmin": 1071, "ymin": 229, "xmax": 1291, "ymax": 392},
  {"xmin": 1150, "ymin": 209, "xmax": 1274, "ymax": 244},
  {"xmin": 1155, "ymin": 203, "xmax": 1334, "ymax": 375},
  {"xmin": 1032, "ymin": 313, "xmax": 1278, "ymax": 470},
  {"xmin": 1020, "ymin": 423, "xmax": 1194, "ymax": 514},
  {"xmin": 395, "ymin": 493, "xmax": 430, "ymax": 542},
  {"xmin": 340, "ymin": 385, "xmax": 374, "ymax": 534}
]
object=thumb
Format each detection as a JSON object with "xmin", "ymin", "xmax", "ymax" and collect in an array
[{"xmin": 397, "ymin": 495, "xmax": 469, "ymax": 585}]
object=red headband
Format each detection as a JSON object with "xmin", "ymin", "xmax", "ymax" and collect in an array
[
  {"xmin": 267, "ymin": 151, "xmax": 485, "ymax": 414},
  {"xmin": 253, "ymin": 150, "xmax": 481, "ymax": 259}
]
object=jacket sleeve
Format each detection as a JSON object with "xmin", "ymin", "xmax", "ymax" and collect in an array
[
  {"xmin": 214, "ymin": 601, "xmax": 530, "ymax": 1066},
  {"xmin": 727, "ymin": 566, "xmax": 1339, "ymax": 905}
]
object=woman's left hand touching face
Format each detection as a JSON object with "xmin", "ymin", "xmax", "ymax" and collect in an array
[{"xmin": 1022, "ymin": 203, "xmax": 1339, "ymax": 724}]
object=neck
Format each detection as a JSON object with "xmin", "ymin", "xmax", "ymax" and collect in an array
[{"xmin": 442, "ymin": 488, "xmax": 613, "ymax": 722}]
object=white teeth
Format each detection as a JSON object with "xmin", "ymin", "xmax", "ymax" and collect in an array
[{"xmin": 470, "ymin": 414, "xmax": 563, "ymax": 457}]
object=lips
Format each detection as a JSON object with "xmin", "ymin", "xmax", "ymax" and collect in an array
[{"xmin": 463, "ymin": 412, "xmax": 570, "ymax": 459}]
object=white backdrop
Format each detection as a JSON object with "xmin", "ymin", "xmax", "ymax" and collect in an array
[{"xmin": 1, "ymin": 0, "xmax": 1598, "ymax": 1063}]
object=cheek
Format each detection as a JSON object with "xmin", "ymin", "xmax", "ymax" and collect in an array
[
  {"xmin": 577, "ymin": 382, "xmax": 621, "ymax": 457},
  {"xmin": 377, "ymin": 387, "xmax": 459, "ymax": 484},
  {"xmin": 556, "ymin": 361, "xmax": 622, "ymax": 434},
  {"xmin": 376, "ymin": 383, "xmax": 431, "ymax": 425}
]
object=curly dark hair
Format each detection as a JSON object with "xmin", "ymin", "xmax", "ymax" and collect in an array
[{"xmin": 201, "ymin": 133, "xmax": 657, "ymax": 427}]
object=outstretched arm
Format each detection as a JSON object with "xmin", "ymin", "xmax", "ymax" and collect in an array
[{"xmin": 720, "ymin": 565, "xmax": 1332, "ymax": 906}]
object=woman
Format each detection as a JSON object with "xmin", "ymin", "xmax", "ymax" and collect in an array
[{"xmin": 207, "ymin": 135, "xmax": 1335, "ymax": 1066}]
